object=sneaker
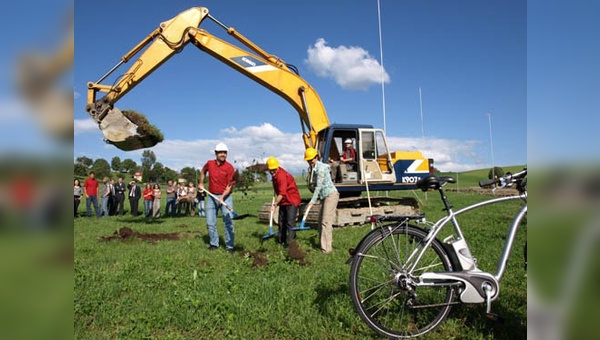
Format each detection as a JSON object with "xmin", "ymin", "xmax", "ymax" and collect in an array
[
  {"xmin": 227, "ymin": 248, "xmax": 234, "ymax": 253},
  {"xmin": 208, "ymin": 245, "xmax": 218, "ymax": 251}
]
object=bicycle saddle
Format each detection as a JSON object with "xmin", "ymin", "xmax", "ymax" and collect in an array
[{"xmin": 417, "ymin": 175, "xmax": 456, "ymax": 191}]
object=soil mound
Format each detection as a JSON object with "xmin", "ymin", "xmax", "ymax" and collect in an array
[{"xmin": 99, "ymin": 227, "xmax": 180, "ymax": 243}]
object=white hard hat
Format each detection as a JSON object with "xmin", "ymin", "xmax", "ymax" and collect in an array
[
  {"xmin": 344, "ymin": 138, "xmax": 352, "ymax": 144},
  {"xmin": 214, "ymin": 142, "xmax": 229, "ymax": 152}
]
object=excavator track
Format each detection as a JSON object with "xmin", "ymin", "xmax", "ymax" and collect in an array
[{"xmin": 258, "ymin": 196, "xmax": 420, "ymax": 227}]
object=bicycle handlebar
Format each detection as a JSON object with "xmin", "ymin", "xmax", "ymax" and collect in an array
[{"xmin": 479, "ymin": 167, "xmax": 527, "ymax": 188}]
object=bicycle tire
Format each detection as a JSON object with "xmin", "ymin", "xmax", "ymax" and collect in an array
[{"xmin": 349, "ymin": 224, "xmax": 455, "ymax": 338}]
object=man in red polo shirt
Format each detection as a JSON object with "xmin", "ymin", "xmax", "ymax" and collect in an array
[
  {"xmin": 83, "ymin": 171, "xmax": 100, "ymax": 218},
  {"xmin": 267, "ymin": 157, "xmax": 301, "ymax": 247},
  {"xmin": 199, "ymin": 142, "xmax": 236, "ymax": 252}
]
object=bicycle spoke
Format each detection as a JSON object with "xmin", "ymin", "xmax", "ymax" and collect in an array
[{"xmin": 349, "ymin": 225, "xmax": 454, "ymax": 338}]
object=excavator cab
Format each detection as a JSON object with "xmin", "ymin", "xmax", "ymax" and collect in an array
[{"xmin": 318, "ymin": 125, "xmax": 397, "ymax": 190}]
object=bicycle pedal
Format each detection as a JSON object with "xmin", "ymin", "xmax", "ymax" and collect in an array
[{"xmin": 485, "ymin": 313, "xmax": 504, "ymax": 323}]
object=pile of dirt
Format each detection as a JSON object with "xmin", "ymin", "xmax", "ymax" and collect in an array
[
  {"xmin": 288, "ymin": 240, "xmax": 308, "ymax": 266},
  {"xmin": 240, "ymin": 250, "xmax": 269, "ymax": 267},
  {"xmin": 99, "ymin": 227, "xmax": 180, "ymax": 243}
]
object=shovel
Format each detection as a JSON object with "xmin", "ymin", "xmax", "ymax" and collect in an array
[
  {"xmin": 292, "ymin": 204, "xmax": 312, "ymax": 231},
  {"xmin": 202, "ymin": 189, "xmax": 249, "ymax": 219},
  {"xmin": 262, "ymin": 197, "xmax": 278, "ymax": 240}
]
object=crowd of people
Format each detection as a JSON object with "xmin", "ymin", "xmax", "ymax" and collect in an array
[
  {"xmin": 75, "ymin": 142, "xmax": 342, "ymax": 254},
  {"xmin": 75, "ymin": 172, "xmax": 207, "ymax": 219}
]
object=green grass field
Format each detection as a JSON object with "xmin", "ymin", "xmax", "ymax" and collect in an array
[{"xmin": 75, "ymin": 170, "xmax": 526, "ymax": 339}]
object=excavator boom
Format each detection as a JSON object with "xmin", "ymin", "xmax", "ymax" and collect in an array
[{"xmin": 86, "ymin": 7, "xmax": 328, "ymax": 150}]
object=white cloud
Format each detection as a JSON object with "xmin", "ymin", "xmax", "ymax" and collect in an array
[
  {"xmin": 74, "ymin": 118, "xmax": 98, "ymax": 135},
  {"xmin": 305, "ymin": 38, "xmax": 390, "ymax": 90},
  {"xmin": 143, "ymin": 123, "xmax": 483, "ymax": 175},
  {"xmin": 385, "ymin": 136, "xmax": 486, "ymax": 173}
]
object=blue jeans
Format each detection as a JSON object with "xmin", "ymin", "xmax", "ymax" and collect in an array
[
  {"xmin": 86, "ymin": 195, "xmax": 100, "ymax": 218},
  {"xmin": 101, "ymin": 196, "xmax": 110, "ymax": 217},
  {"xmin": 197, "ymin": 200, "xmax": 205, "ymax": 217},
  {"xmin": 144, "ymin": 200, "xmax": 153, "ymax": 217},
  {"xmin": 205, "ymin": 195, "xmax": 234, "ymax": 249},
  {"xmin": 165, "ymin": 197, "xmax": 176, "ymax": 217}
]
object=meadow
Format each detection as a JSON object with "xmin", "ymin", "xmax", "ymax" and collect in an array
[{"xmin": 74, "ymin": 167, "xmax": 527, "ymax": 339}]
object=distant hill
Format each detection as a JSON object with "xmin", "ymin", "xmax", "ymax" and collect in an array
[{"xmin": 437, "ymin": 165, "xmax": 526, "ymax": 188}]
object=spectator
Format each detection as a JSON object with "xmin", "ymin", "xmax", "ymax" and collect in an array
[
  {"xmin": 304, "ymin": 147, "xmax": 339, "ymax": 253},
  {"xmin": 83, "ymin": 171, "xmax": 100, "ymax": 218},
  {"xmin": 187, "ymin": 181, "xmax": 197, "ymax": 217},
  {"xmin": 100, "ymin": 176, "xmax": 111, "ymax": 217},
  {"xmin": 74, "ymin": 178, "xmax": 82, "ymax": 217},
  {"xmin": 199, "ymin": 142, "xmax": 236, "ymax": 252},
  {"xmin": 176, "ymin": 182, "xmax": 188, "ymax": 216},
  {"xmin": 142, "ymin": 183, "xmax": 154, "ymax": 218},
  {"xmin": 115, "ymin": 177, "xmax": 126, "ymax": 215},
  {"xmin": 108, "ymin": 178, "xmax": 117, "ymax": 215},
  {"xmin": 152, "ymin": 183, "xmax": 161, "ymax": 218},
  {"xmin": 164, "ymin": 180, "xmax": 177, "ymax": 217},
  {"xmin": 127, "ymin": 181, "xmax": 141, "ymax": 216},
  {"xmin": 267, "ymin": 157, "xmax": 301, "ymax": 247},
  {"xmin": 196, "ymin": 183, "xmax": 206, "ymax": 217}
]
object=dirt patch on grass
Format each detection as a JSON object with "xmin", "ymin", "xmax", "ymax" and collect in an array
[
  {"xmin": 99, "ymin": 227, "xmax": 180, "ymax": 243},
  {"xmin": 288, "ymin": 240, "xmax": 308, "ymax": 266},
  {"xmin": 240, "ymin": 250, "xmax": 269, "ymax": 267}
]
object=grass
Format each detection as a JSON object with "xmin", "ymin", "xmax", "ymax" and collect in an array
[{"xmin": 75, "ymin": 175, "xmax": 527, "ymax": 339}]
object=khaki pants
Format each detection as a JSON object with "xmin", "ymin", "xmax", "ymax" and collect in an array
[{"xmin": 319, "ymin": 191, "xmax": 339, "ymax": 253}]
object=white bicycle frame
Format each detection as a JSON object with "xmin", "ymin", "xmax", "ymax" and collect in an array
[{"xmin": 406, "ymin": 192, "xmax": 527, "ymax": 283}]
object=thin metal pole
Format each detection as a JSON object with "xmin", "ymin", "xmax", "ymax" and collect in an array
[
  {"xmin": 487, "ymin": 112, "xmax": 495, "ymax": 180},
  {"xmin": 419, "ymin": 87, "xmax": 425, "ymax": 139},
  {"xmin": 377, "ymin": 0, "xmax": 387, "ymax": 134}
]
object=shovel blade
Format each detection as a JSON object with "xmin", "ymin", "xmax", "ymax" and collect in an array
[{"xmin": 292, "ymin": 221, "xmax": 311, "ymax": 231}]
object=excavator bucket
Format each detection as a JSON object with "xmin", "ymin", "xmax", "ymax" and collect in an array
[{"xmin": 98, "ymin": 108, "xmax": 163, "ymax": 151}]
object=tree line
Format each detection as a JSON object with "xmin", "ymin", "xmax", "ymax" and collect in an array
[{"xmin": 74, "ymin": 150, "xmax": 261, "ymax": 192}]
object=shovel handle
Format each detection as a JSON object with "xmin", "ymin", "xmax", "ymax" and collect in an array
[
  {"xmin": 301, "ymin": 204, "xmax": 312, "ymax": 221},
  {"xmin": 269, "ymin": 197, "xmax": 275, "ymax": 227},
  {"xmin": 202, "ymin": 189, "xmax": 234, "ymax": 212}
]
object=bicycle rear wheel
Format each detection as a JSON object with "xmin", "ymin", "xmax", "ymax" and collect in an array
[{"xmin": 349, "ymin": 224, "xmax": 455, "ymax": 338}]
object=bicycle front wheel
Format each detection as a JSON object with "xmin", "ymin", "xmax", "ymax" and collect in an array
[{"xmin": 349, "ymin": 224, "xmax": 455, "ymax": 338}]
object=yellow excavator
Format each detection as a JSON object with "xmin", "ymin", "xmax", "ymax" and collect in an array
[{"xmin": 85, "ymin": 7, "xmax": 433, "ymax": 226}]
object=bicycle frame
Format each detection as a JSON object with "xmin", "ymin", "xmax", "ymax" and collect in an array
[{"xmin": 407, "ymin": 192, "xmax": 527, "ymax": 282}]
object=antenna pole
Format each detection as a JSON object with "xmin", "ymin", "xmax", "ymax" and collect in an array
[
  {"xmin": 419, "ymin": 86, "xmax": 425, "ymax": 139},
  {"xmin": 377, "ymin": 0, "xmax": 387, "ymax": 134}
]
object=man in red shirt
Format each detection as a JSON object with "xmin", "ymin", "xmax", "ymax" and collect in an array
[
  {"xmin": 199, "ymin": 142, "xmax": 236, "ymax": 252},
  {"xmin": 267, "ymin": 157, "xmax": 301, "ymax": 247},
  {"xmin": 83, "ymin": 171, "xmax": 100, "ymax": 218}
]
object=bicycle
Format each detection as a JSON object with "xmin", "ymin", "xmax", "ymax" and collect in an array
[{"xmin": 346, "ymin": 168, "xmax": 527, "ymax": 338}]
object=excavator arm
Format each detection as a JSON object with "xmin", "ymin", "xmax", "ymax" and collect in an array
[{"xmin": 86, "ymin": 7, "xmax": 329, "ymax": 151}]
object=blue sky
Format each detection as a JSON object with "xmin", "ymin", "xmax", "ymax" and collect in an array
[{"xmin": 72, "ymin": 0, "xmax": 527, "ymax": 175}]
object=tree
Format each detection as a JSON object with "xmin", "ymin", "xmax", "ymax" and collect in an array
[
  {"xmin": 488, "ymin": 166, "xmax": 505, "ymax": 179},
  {"xmin": 111, "ymin": 156, "xmax": 122, "ymax": 172},
  {"xmin": 76, "ymin": 156, "xmax": 93, "ymax": 168},
  {"xmin": 234, "ymin": 168, "xmax": 255, "ymax": 193},
  {"xmin": 162, "ymin": 167, "xmax": 178, "ymax": 183},
  {"xmin": 141, "ymin": 150, "xmax": 156, "ymax": 169},
  {"xmin": 91, "ymin": 158, "xmax": 111, "ymax": 179},
  {"xmin": 152, "ymin": 162, "xmax": 165, "ymax": 183},
  {"xmin": 74, "ymin": 163, "xmax": 88, "ymax": 177},
  {"xmin": 180, "ymin": 166, "xmax": 196, "ymax": 184},
  {"xmin": 121, "ymin": 158, "xmax": 137, "ymax": 174}
]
